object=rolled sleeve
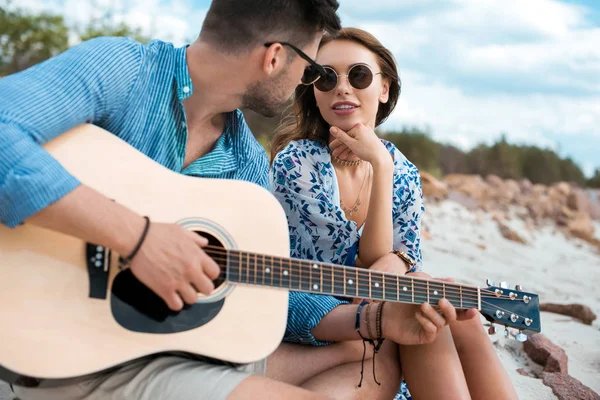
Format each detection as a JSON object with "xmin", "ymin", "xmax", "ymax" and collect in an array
[
  {"xmin": 0, "ymin": 122, "xmax": 81, "ymax": 227},
  {"xmin": 285, "ymin": 292, "xmax": 350, "ymax": 346},
  {"xmin": 0, "ymin": 36, "xmax": 142, "ymax": 227}
]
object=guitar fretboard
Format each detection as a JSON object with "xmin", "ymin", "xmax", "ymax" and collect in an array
[{"xmin": 209, "ymin": 248, "xmax": 480, "ymax": 310}]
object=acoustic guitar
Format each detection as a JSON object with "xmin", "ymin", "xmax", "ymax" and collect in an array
[{"xmin": 0, "ymin": 124, "xmax": 541, "ymax": 386}]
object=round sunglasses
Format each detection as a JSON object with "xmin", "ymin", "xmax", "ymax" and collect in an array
[{"xmin": 302, "ymin": 63, "xmax": 382, "ymax": 92}]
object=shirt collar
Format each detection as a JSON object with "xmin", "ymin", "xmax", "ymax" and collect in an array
[
  {"xmin": 174, "ymin": 45, "xmax": 193, "ymax": 101},
  {"xmin": 182, "ymin": 112, "xmax": 240, "ymax": 176}
]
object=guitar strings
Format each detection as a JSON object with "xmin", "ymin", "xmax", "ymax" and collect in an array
[
  {"xmin": 204, "ymin": 245, "xmax": 509, "ymax": 298},
  {"xmin": 208, "ymin": 254, "xmax": 514, "ymax": 302},
  {"xmin": 206, "ymin": 249, "xmax": 511, "ymax": 299},
  {"xmin": 205, "ymin": 253, "xmax": 519, "ymax": 302}
]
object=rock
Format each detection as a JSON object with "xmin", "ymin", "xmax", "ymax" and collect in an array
[
  {"xmin": 443, "ymin": 174, "xmax": 489, "ymax": 202},
  {"xmin": 540, "ymin": 303, "xmax": 597, "ymax": 325},
  {"xmin": 519, "ymin": 178, "xmax": 533, "ymax": 193},
  {"xmin": 542, "ymin": 372, "xmax": 600, "ymax": 400},
  {"xmin": 420, "ymin": 171, "xmax": 448, "ymax": 201},
  {"xmin": 486, "ymin": 174, "xmax": 503, "ymax": 187},
  {"xmin": 568, "ymin": 189, "xmax": 588, "ymax": 211},
  {"xmin": 567, "ymin": 214, "xmax": 595, "ymax": 242},
  {"xmin": 523, "ymin": 334, "xmax": 568, "ymax": 374},
  {"xmin": 497, "ymin": 222, "xmax": 528, "ymax": 245},
  {"xmin": 552, "ymin": 182, "xmax": 571, "ymax": 197}
]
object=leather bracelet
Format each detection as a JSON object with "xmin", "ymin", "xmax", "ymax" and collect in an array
[
  {"xmin": 355, "ymin": 300, "xmax": 369, "ymax": 333},
  {"xmin": 122, "ymin": 216, "xmax": 151, "ymax": 264},
  {"xmin": 376, "ymin": 301, "xmax": 385, "ymax": 339},
  {"xmin": 365, "ymin": 302, "xmax": 375, "ymax": 339}
]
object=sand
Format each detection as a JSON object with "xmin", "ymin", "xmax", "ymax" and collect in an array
[{"xmin": 422, "ymin": 200, "xmax": 600, "ymax": 399}]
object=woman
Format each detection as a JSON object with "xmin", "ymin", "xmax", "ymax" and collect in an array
[{"xmin": 267, "ymin": 28, "xmax": 517, "ymax": 399}]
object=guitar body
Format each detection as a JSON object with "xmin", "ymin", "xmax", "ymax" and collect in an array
[{"xmin": 0, "ymin": 125, "xmax": 290, "ymax": 384}]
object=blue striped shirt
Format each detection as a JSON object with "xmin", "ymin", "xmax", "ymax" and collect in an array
[{"xmin": 0, "ymin": 37, "xmax": 269, "ymax": 228}]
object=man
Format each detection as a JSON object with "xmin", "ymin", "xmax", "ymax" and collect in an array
[{"xmin": 1, "ymin": 1, "xmax": 342, "ymax": 399}]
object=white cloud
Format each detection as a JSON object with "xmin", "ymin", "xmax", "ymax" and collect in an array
[
  {"xmin": 14, "ymin": 0, "xmax": 205, "ymax": 47},
  {"xmin": 339, "ymin": 0, "xmax": 600, "ymax": 174}
]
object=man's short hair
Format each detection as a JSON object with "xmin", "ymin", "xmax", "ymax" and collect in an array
[{"xmin": 200, "ymin": 0, "xmax": 341, "ymax": 53}]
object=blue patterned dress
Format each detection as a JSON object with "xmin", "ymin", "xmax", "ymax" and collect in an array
[{"xmin": 269, "ymin": 139, "xmax": 425, "ymax": 400}]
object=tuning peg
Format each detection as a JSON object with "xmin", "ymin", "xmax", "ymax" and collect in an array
[
  {"xmin": 486, "ymin": 279, "xmax": 495, "ymax": 287},
  {"xmin": 515, "ymin": 331, "xmax": 528, "ymax": 342},
  {"xmin": 515, "ymin": 284, "xmax": 523, "ymax": 291},
  {"xmin": 500, "ymin": 282, "xmax": 509, "ymax": 289}
]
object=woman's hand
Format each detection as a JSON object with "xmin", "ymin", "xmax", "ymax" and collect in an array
[
  {"xmin": 329, "ymin": 124, "xmax": 391, "ymax": 167},
  {"xmin": 367, "ymin": 252, "xmax": 411, "ymax": 274},
  {"xmin": 381, "ymin": 272, "xmax": 479, "ymax": 345}
]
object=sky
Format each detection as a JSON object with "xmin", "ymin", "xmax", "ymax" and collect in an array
[{"xmin": 15, "ymin": 0, "xmax": 600, "ymax": 176}]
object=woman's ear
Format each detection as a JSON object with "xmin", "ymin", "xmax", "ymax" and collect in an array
[{"xmin": 379, "ymin": 78, "xmax": 391, "ymax": 104}]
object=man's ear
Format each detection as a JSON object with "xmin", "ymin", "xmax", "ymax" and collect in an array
[
  {"xmin": 379, "ymin": 78, "xmax": 390, "ymax": 104},
  {"xmin": 263, "ymin": 43, "xmax": 285, "ymax": 77}
]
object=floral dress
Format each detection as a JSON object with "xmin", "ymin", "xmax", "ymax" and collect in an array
[{"xmin": 269, "ymin": 138, "xmax": 425, "ymax": 400}]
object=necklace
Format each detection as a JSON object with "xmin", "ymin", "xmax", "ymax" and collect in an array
[
  {"xmin": 340, "ymin": 164, "xmax": 371, "ymax": 217},
  {"xmin": 332, "ymin": 155, "xmax": 362, "ymax": 167}
]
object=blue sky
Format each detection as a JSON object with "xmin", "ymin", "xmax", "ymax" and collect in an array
[{"xmin": 18, "ymin": 0, "xmax": 600, "ymax": 176}]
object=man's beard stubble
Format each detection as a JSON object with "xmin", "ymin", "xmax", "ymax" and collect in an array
[{"xmin": 242, "ymin": 71, "xmax": 291, "ymax": 118}]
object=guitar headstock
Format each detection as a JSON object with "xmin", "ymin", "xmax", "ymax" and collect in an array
[{"xmin": 479, "ymin": 280, "xmax": 541, "ymax": 342}]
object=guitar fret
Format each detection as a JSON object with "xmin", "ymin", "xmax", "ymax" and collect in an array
[
  {"xmin": 382, "ymin": 274, "xmax": 386, "ymax": 300},
  {"xmin": 369, "ymin": 271, "xmax": 372, "ymax": 298},
  {"xmin": 343, "ymin": 268, "xmax": 347, "ymax": 296},
  {"xmin": 427, "ymin": 280, "xmax": 430, "ymax": 303},
  {"xmin": 357, "ymin": 269, "xmax": 369, "ymax": 298},
  {"xmin": 320, "ymin": 264, "xmax": 323, "ymax": 294},
  {"xmin": 396, "ymin": 275, "xmax": 400, "ymax": 301},
  {"xmin": 355, "ymin": 269, "xmax": 359, "ymax": 298},
  {"xmin": 411, "ymin": 278, "xmax": 414, "ymax": 303},
  {"xmin": 460, "ymin": 285, "xmax": 463, "ymax": 308}
]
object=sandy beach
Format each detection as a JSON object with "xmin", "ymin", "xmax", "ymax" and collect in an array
[{"xmin": 422, "ymin": 200, "xmax": 600, "ymax": 399}]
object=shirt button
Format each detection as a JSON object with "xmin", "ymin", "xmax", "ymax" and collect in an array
[{"xmin": 182, "ymin": 86, "xmax": 190, "ymax": 94}]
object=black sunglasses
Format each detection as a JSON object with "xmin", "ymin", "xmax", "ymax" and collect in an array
[
  {"xmin": 314, "ymin": 64, "xmax": 382, "ymax": 93},
  {"xmin": 264, "ymin": 42, "xmax": 327, "ymax": 85}
]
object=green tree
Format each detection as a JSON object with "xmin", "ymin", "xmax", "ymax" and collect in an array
[
  {"xmin": 0, "ymin": 5, "xmax": 69, "ymax": 76},
  {"xmin": 587, "ymin": 169, "xmax": 600, "ymax": 188},
  {"xmin": 79, "ymin": 21, "xmax": 150, "ymax": 43}
]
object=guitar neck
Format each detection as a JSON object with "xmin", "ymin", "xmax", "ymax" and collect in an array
[{"xmin": 215, "ymin": 248, "xmax": 481, "ymax": 310}]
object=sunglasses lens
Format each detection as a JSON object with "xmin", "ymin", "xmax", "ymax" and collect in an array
[
  {"xmin": 314, "ymin": 68, "xmax": 337, "ymax": 92},
  {"xmin": 301, "ymin": 65, "xmax": 321, "ymax": 85},
  {"xmin": 349, "ymin": 65, "xmax": 373, "ymax": 89}
]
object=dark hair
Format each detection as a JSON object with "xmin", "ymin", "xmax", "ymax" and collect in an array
[
  {"xmin": 271, "ymin": 28, "xmax": 401, "ymax": 160},
  {"xmin": 200, "ymin": 0, "xmax": 341, "ymax": 53}
]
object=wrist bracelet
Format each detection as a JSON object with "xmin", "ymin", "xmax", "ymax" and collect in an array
[
  {"xmin": 355, "ymin": 300, "xmax": 369, "ymax": 333},
  {"xmin": 121, "ymin": 216, "xmax": 151, "ymax": 264},
  {"xmin": 365, "ymin": 302, "xmax": 375, "ymax": 339},
  {"xmin": 376, "ymin": 302, "xmax": 385, "ymax": 339}
]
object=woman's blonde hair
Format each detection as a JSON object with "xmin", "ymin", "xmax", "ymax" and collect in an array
[{"xmin": 270, "ymin": 27, "xmax": 401, "ymax": 160}]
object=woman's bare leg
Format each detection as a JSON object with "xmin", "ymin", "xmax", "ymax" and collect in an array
[
  {"xmin": 399, "ymin": 326, "xmax": 472, "ymax": 399},
  {"xmin": 267, "ymin": 341, "xmax": 374, "ymax": 386},
  {"xmin": 450, "ymin": 317, "xmax": 518, "ymax": 399},
  {"xmin": 300, "ymin": 340, "xmax": 401, "ymax": 400}
]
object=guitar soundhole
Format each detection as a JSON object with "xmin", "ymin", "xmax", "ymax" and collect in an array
[
  {"xmin": 197, "ymin": 231, "xmax": 227, "ymax": 290},
  {"xmin": 110, "ymin": 231, "xmax": 227, "ymax": 334}
]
